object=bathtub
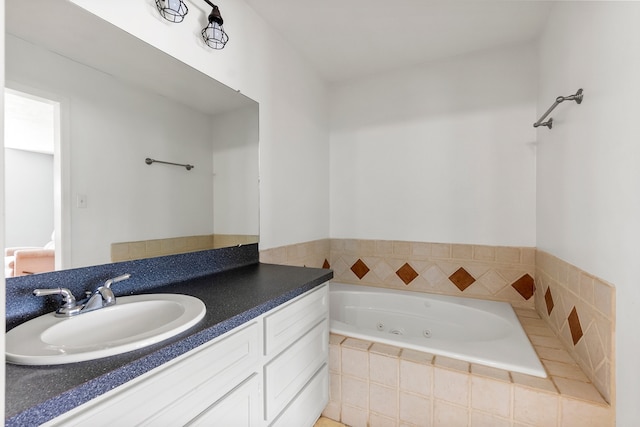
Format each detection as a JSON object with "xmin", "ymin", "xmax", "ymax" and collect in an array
[{"xmin": 330, "ymin": 282, "xmax": 546, "ymax": 378}]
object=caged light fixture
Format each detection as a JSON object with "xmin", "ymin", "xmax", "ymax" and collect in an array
[
  {"xmin": 201, "ymin": 0, "xmax": 229, "ymax": 49},
  {"xmin": 155, "ymin": 0, "xmax": 189, "ymax": 23},
  {"xmin": 155, "ymin": 0, "xmax": 229, "ymax": 49}
]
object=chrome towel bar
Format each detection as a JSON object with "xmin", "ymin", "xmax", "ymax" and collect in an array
[
  {"xmin": 145, "ymin": 157, "xmax": 194, "ymax": 171},
  {"xmin": 533, "ymin": 88, "xmax": 583, "ymax": 129}
]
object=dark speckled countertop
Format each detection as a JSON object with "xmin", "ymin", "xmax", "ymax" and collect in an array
[{"xmin": 5, "ymin": 262, "xmax": 332, "ymax": 426}]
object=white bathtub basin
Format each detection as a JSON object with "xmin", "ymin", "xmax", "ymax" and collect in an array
[
  {"xmin": 330, "ymin": 282, "xmax": 546, "ymax": 377},
  {"xmin": 6, "ymin": 294, "xmax": 206, "ymax": 365}
]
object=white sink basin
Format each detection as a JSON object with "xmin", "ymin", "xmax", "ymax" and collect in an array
[{"xmin": 6, "ymin": 294, "xmax": 206, "ymax": 365}]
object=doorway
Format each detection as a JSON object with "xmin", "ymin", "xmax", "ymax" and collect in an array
[{"xmin": 4, "ymin": 88, "xmax": 61, "ymax": 276}]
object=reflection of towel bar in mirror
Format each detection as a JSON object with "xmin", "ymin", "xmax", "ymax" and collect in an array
[
  {"xmin": 145, "ymin": 158, "xmax": 194, "ymax": 171},
  {"xmin": 533, "ymin": 88, "xmax": 583, "ymax": 129}
]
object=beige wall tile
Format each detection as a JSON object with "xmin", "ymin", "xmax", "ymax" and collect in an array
[
  {"xmin": 431, "ymin": 243, "xmax": 451, "ymax": 259},
  {"xmin": 513, "ymin": 386, "xmax": 559, "ymax": 427},
  {"xmin": 343, "ymin": 337, "xmax": 372, "ymax": 351},
  {"xmin": 370, "ymin": 383, "xmax": 398, "ymax": 418},
  {"xmin": 552, "ymin": 377, "xmax": 606, "ymax": 404},
  {"xmin": 511, "ymin": 372, "xmax": 557, "ymax": 393},
  {"xmin": 399, "ymin": 392, "xmax": 431, "ymax": 426},
  {"xmin": 400, "ymin": 359, "xmax": 432, "ymax": 396},
  {"xmin": 543, "ymin": 360, "xmax": 589, "ymax": 382},
  {"xmin": 473, "ymin": 245, "xmax": 496, "ymax": 261},
  {"xmin": 470, "ymin": 412, "xmax": 511, "ymax": 427},
  {"xmin": 560, "ymin": 398, "xmax": 613, "ymax": 427},
  {"xmin": 342, "ymin": 377, "xmax": 369, "ymax": 409},
  {"xmin": 434, "ymin": 356, "xmax": 469, "ymax": 373},
  {"xmin": 369, "ymin": 413, "xmax": 397, "ymax": 427},
  {"xmin": 433, "ymin": 367, "xmax": 469, "ymax": 406},
  {"xmin": 433, "ymin": 401, "xmax": 468, "ymax": 427},
  {"xmin": 342, "ymin": 347, "xmax": 369, "ymax": 379},
  {"xmin": 329, "ymin": 345, "xmax": 341, "ymax": 373},
  {"xmin": 330, "ymin": 372, "xmax": 342, "ymax": 402},
  {"xmin": 370, "ymin": 353, "xmax": 399, "ymax": 387},
  {"xmin": 471, "ymin": 376, "xmax": 511, "ymax": 418},
  {"xmin": 411, "ymin": 241, "xmax": 432, "ymax": 258},
  {"xmin": 496, "ymin": 246, "xmax": 521, "ymax": 263},
  {"xmin": 470, "ymin": 364, "xmax": 510, "ymax": 382},
  {"xmin": 341, "ymin": 404, "xmax": 369, "ymax": 427},
  {"xmin": 371, "ymin": 342, "xmax": 402, "ymax": 357},
  {"xmin": 451, "ymin": 244, "xmax": 473, "ymax": 260},
  {"xmin": 322, "ymin": 401, "xmax": 341, "ymax": 421}
]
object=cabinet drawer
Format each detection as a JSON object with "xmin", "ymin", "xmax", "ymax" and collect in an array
[
  {"xmin": 270, "ymin": 364, "xmax": 329, "ymax": 427},
  {"xmin": 187, "ymin": 373, "xmax": 261, "ymax": 427},
  {"xmin": 264, "ymin": 319, "xmax": 328, "ymax": 421},
  {"xmin": 264, "ymin": 283, "xmax": 328, "ymax": 356},
  {"xmin": 45, "ymin": 322, "xmax": 260, "ymax": 427}
]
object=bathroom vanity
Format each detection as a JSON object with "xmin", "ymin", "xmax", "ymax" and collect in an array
[{"xmin": 5, "ymin": 253, "xmax": 332, "ymax": 427}]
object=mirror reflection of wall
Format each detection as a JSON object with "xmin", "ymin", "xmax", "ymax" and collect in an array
[
  {"xmin": 4, "ymin": 89, "xmax": 58, "ymax": 277},
  {"xmin": 5, "ymin": 0, "xmax": 260, "ymax": 273}
]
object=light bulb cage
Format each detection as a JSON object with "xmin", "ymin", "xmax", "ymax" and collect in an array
[
  {"xmin": 202, "ymin": 22, "xmax": 229, "ymax": 49},
  {"xmin": 155, "ymin": 0, "xmax": 189, "ymax": 23},
  {"xmin": 201, "ymin": 2, "xmax": 229, "ymax": 49}
]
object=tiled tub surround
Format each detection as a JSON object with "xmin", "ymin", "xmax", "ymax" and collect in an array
[
  {"xmin": 534, "ymin": 251, "xmax": 615, "ymax": 404},
  {"xmin": 5, "ymin": 244, "xmax": 333, "ymax": 425},
  {"xmin": 329, "ymin": 239, "xmax": 536, "ymax": 309},
  {"xmin": 260, "ymin": 239, "xmax": 536, "ymax": 309},
  {"xmin": 111, "ymin": 234, "xmax": 259, "ymax": 262},
  {"xmin": 325, "ymin": 308, "xmax": 612, "ymax": 426},
  {"xmin": 261, "ymin": 239, "xmax": 615, "ymax": 410}
]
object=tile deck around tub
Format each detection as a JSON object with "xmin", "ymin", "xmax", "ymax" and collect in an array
[{"xmin": 324, "ymin": 308, "xmax": 613, "ymax": 427}]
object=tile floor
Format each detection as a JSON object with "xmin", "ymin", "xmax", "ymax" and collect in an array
[{"xmin": 314, "ymin": 416, "xmax": 347, "ymax": 427}]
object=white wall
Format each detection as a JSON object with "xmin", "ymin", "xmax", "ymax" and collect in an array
[
  {"xmin": 330, "ymin": 45, "xmax": 537, "ymax": 246},
  {"xmin": 68, "ymin": 0, "xmax": 330, "ymax": 250},
  {"xmin": 4, "ymin": 149, "xmax": 53, "ymax": 247},
  {"xmin": 536, "ymin": 2, "xmax": 640, "ymax": 423},
  {"xmin": 212, "ymin": 105, "xmax": 260, "ymax": 235},
  {"xmin": 7, "ymin": 35, "xmax": 216, "ymax": 267}
]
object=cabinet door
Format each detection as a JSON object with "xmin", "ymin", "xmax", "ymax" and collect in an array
[
  {"xmin": 270, "ymin": 364, "xmax": 328, "ymax": 427},
  {"xmin": 187, "ymin": 374, "xmax": 261, "ymax": 427},
  {"xmin": 44, "ymin": 322, "xmax": 260, "ymax": 427},
  {"xmin": 264, "ymin": 319, "xmax": 328, "ymax": 421}
]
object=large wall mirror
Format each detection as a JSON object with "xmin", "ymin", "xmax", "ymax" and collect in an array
[{"xmin": 4, "ymin": 0, "xmax": 259, "ymax": 277}]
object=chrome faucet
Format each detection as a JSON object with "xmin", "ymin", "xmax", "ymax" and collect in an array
[{"xmin": 33, "ymin": 274, "xmax": 131, "ymax": 318}]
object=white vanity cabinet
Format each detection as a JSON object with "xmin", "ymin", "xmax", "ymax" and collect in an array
[{"xmin": 42, "ymin": 283, "xmax": 329, "ymax": 427}]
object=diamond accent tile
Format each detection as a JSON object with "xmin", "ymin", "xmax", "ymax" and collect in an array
[
  {"xmin": 544, "ymin": 287, "xmax": 554, "ymax": 315},
  {"xmin": 448, "ymin": 267, "xmax": 475, "ymax": 291},
  {"xmin": 511, "ymin": 274, "xmax": 535, "ymax": 300},
  {"xmin": 351, "ymin": 259, "xmax": 370, "ymax": 280},
  {"xmin": 568, "ymin": 306, "xmax": 584, "ymax": 345},
  {"xmin": 396, "ymin": 263, "xmax": 419, "ymax": 285},
  {"xmin": 322, "ymin": 259, "xmax": 330, "ymax": 269}
]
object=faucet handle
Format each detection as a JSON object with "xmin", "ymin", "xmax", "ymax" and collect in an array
[
  {"xmin": 104, "ymin": 273, "xmax": 131, "ymax": 289},
  {"xmin": 33, "ymin": 288, "xmax": 77, "ymax": 309}
]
